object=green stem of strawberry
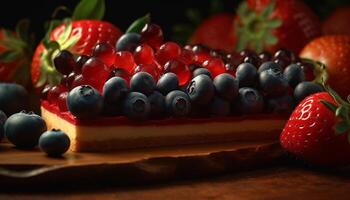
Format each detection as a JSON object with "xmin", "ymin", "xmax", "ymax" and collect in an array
[{"xmin": 301, "ymin": 58, "xmax": 328, "ymax": 85}]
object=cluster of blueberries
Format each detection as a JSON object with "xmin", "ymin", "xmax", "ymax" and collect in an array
[
  {"xmin": 67, "ymin": 58, "xmax": 324, "ymax": 120},
  {"xmin": 0, "ymin": 83, "xmax": 69, "ymax": 156}
]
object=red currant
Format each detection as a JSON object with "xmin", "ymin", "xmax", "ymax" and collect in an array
[
  {"xmin": 156, "ymin": 42, "xmax": 182, "ymax": 65},
  {"xmin": 58, "ymin": 92, "xmax": 68, "ymax": 112},
  {"xmin": 140, "ymin": 23, "xmax": 164, "ymax": 49},
  {"xmin": 53, "ymin": 50, "xmax": 75, "ymax": 75},
  {"xmin": 179, "ymin": 49, "xmax": 195, "ymax": 65},
  {"xmin": 110, "ymin": 68, "xmax": 131, "ymax": 85},
  {"xmin": 164, "ymin": 59, "xmax": 191, "ymax": 86},
  {"xmin": 82, "ymin": 57, "xmax": 111, "ymax": 92},
  {"xmin": 299, "ymin": 62, "xmax": 315, "ymax": 81},
  {"xmin": 47, "ymin": 85, "xmax": 67, "ymax": 105},
  {"xmin": 114, "ymin": 51, "xmax": 136, "ymax": 73},
  {"xmin": 258, "ymin": 52, "xmax": 272, "ymax": 63},
  {"xmin": 134, "ymin": 64, "xmax": 161, "ymax": 81},
  {"xmin": 225, "ymin": 63, "xmax": 236, "ymax": 77},
  {"xmin": 203, "ymin": 58, "xmax": 226, "ymax": 78},
  {"xmin": 74, "ymin": 55, "xmax": 90, "ymax": 73},
  {"xmin": 71, "ymin": 74, "xmax": 89, "ymax": 88},
  {"xmin": 134, "ymin": 44, "xmax": 155, "ymax": 65},
  {"xmin": 92, "ymin": 43, "xmax": 116, "ymax": 66}
]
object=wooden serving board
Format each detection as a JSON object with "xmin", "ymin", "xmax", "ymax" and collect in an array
[{"xmin": 0, "ymin": 141, "xmax": 283, "ymax": 186}]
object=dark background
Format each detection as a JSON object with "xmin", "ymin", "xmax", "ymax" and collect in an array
[{"xmin": 0, "ymin": 0, "xmax": 349, "ymax": 44}]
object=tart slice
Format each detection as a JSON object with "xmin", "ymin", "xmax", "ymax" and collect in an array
[{"xmin": 40, "ymin": 22, "xmax": 321, "ymax": 152}]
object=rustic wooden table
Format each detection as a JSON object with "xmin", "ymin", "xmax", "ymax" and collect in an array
[{"xmin": 1, "ymin": 166, "xmax": 350, "ymax": 200}]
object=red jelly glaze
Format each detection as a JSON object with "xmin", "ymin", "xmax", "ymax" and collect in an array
[
  {"xmin": 58, "ymin": 91, "xmax": 68, "ymax": 112},
  {"xmin": 164, "ymin": 59, "xmax": 191, "ymax": 86},
  {"xmin": 203, "ymin": 58, "xmax": 226, "ymax": 78},
  {"xmin": 134, "ymin": 44, "xmax": 155, "ymax": 65},
  {"xmin": 41, "ymin": 100, "xmax": 287, "ymax": 127},
  {"xmin": 114, "ymin": 51, "xmax": 136, "ymax": 73}
]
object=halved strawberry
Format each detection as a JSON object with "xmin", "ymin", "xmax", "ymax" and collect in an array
[{"xmin": 31, "ymin": 0, "xmax": 122, "ymax": 88}]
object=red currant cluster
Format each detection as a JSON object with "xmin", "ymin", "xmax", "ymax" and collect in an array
[{"xmin": 41, "ymin": 22, "xmax": 320, "ymax": 120}]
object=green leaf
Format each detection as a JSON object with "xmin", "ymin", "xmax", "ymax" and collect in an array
[
  {"xmin": 126, "ymin": 14, "xmax": 151, "ymax": 33},
  {"xmin": 15, "ymin": 19, "xmax": 30, "ymax": 42},
  {"xmin": 335, "ymin": 121, "xmax": 349, "ymax": 134},
  {"xmin": 72, "ymin": 0, "xmax": 105, "ymax": 20},
  {"xmin": 265, "ymin": 19, "xmax": 282, "ymax": 29},
  {"xmin": 0, "ymin": 50, "xmax": 21, "ymax": 62},
  {"xmin": 336, "ymin": 105, "xmax": 348, "ymax": 118},
  {"xmin": 262, "ymin": 0, "xmax": 276, "ymax": 18},
  {"xmin": 320, "ymin": 100, "xmax": 338, "ymax": 112}
]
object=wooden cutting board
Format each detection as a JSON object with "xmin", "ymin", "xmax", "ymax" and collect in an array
[{"xmin": 0, "ymin": 141, "xmax": 284, "ymax": 186}]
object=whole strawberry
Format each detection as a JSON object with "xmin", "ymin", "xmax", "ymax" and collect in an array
[
  {"xmin": 190, "ymin": 13, "xmax": 237, "ymax": 53},
  {"xmin": 280, "ymin": 90, "xmax": 350, "ymax": 166},
  {"xmin": 0, "ymin": 20, "xmax": 33, "ymax": 87},
  {"xmin": 31, "ymin": 0, "xmax": 122, "ymax": 88},
  {"xmin": 300, "ymin": 35, "xmax": 350, "ymax": 99},
  {"xmin": 236, "ymin": 0, "xmax": 322, "ymax": 54}
]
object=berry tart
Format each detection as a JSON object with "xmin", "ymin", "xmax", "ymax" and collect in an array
[{"xmin": 39, "ymin": 21, "xmax": 323, "ymax": 152}]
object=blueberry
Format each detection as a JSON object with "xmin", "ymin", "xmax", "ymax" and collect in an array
[
  {"xmin": 186, "ymin": 75, "xmax": 214, "ymax": 105},
  {"xmin": 259, "ymin": 69, "xmax": 289, "ymax": 96},
  {"xmin": 0, "ymin": 83, "xmax": 29, "ymax": 116},
  {"xmin": 283, "ymin": 64, "xmax": 305, "ymax": 88},
  {"xmin": 209, "ymin": 97, "xmax": 231, "ymax": 116},
  {"xmin": 123, "ymin": 92, "xmax": 150, "ymax": 120},
  {"xmin": 294, "ymin": 81, "xmax": 324, "ymax": 102},
  {"xmin": 193, "ymin": 68, "xmax": 212, "ymax": 79},
  {"xmin": 130, "ymin": 72, "xmax": 155, "ymax": 95},
  {"xmin": 148, "ymin": 91, "xmax": 165, "ymax": 118},
  {"xmin": 213, "ymin": 73, "xmax": 239, "ymax": 101},
  {"xmin": 39, "ymin": 129, "xmax": 70, "ymax": 157},
  {"xmin": 236, "ymin": 87, "xmax": 264, "ymax": 114},
  {"xmin": 267, "ymin": 95, "xmax": 295, "ymax": 114},
  {"xmin": 235, "ymin": 63, "xmax": 257, "ymax": 87},
  {"xmin": 116, "ymin": 32, "xmax": 141, "ymax": 52},
  {"xmin": 0, "ymin": 110, "xmax": 7, "ymax": 141},
  {"xmin": 103, "ymin": 77, "xmax": 129, "ymax": 104},
  {"xmin": 258, "ymin": 61, "xmax": 282, "ymax": 74},
  {"xmin": 67, "ymin": 85, "xmax": 104, "ymax": 119},
  {"xmin": 165, "ymin": 90, "xmax": 191, "ymax": 117},
  {"xmin": 156, "ymin": 73, "xmax": 179, "ymax": 95},
  {"xmin": 4, "ymin": 112, "xmax": 47, "ymax": 149}
]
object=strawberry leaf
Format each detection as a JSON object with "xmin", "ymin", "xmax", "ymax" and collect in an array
[
  {"xmin": 0, "ymin": 50, "xmax": 21, "ymax": 62},
  {"xmin": 336, "ymin": 105, "xmax": 348, "ymax": 118},
  {"xmin": 261, "ymin": 0, "xmax": 275, "ymax": 18},
  {"xmin": 72, "ymin": 0, "xmax": 105, "ymax": 20},
  {"xmin": 126, "ymin": 14, "xmax": 151, "ymax": 33},
  {"xmin": 335, "ymin": 121, "xmax": 349, "ymax": 134}
]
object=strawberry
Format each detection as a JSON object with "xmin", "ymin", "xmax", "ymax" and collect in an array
[
  {"xmin": 236, "ymin": 0, "xmax": 322, "ymax": 54},
  {"xmin": 300, "ymin": 35, "xmax": 350, "ymax": 99},
  {"xmin": 280, "ymin": 90, "xmax": 350, "ymax": 166},
  {"xmin": 189, "ymin": 13, "xmax": 237, "ymax": 53},
  {"xmin": 31, "ymin": 0, "xmax": 122, "ymax": 88},
  {"xmin": 0, "ymin": 20, "xmax": 33, "ymax": 87},
  {"xmin": 323, "ymin": 7, "xmax": 350, "ymax": 35}
]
